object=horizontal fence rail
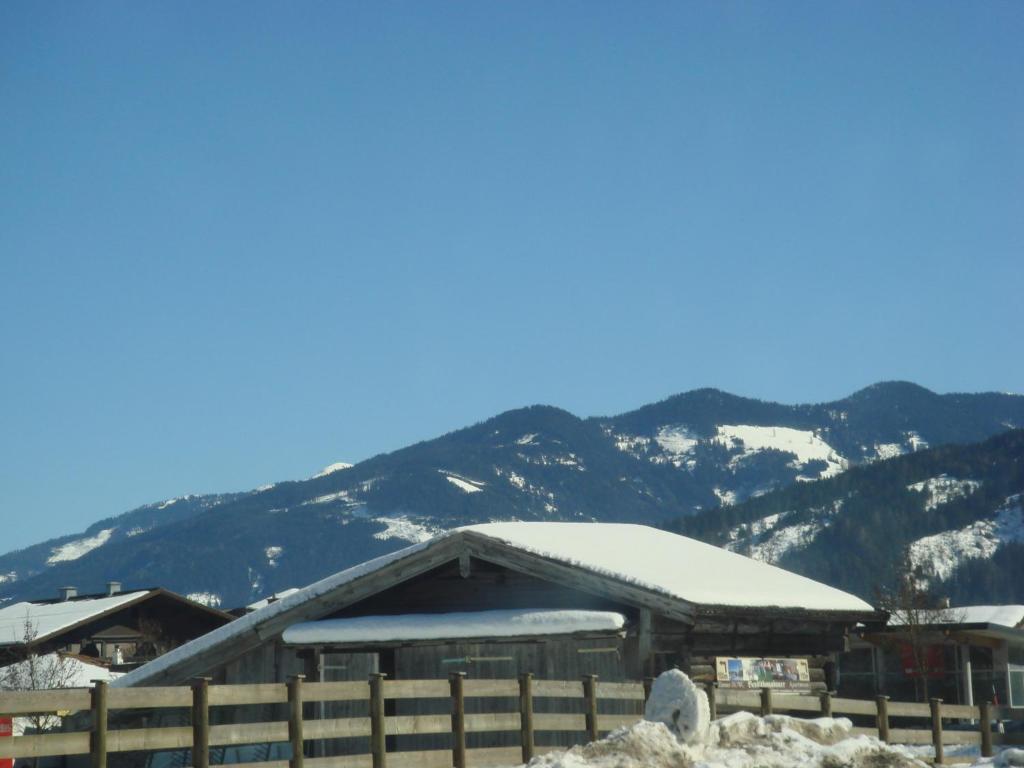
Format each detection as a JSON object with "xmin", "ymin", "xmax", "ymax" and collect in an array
[{"xmin": 2, "ymin": 677, "xmax": 1023, "ymax": 767}]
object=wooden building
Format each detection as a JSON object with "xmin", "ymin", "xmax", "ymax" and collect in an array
[
  {"xmin": 118, "ymin": 523, "xmax": 880, "ymax": 690},
  {"xmin": 0, "ymin": 583, "xmax": 234, "ymax": 672},
  {"xmin": 840, "ymin": 605, "xmax": 1024, "ymax": 708}
]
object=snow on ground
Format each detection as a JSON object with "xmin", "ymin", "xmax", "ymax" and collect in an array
[
  {"xmin": 441, "ymin": 471, "xmax": 485, "ymax": 493},
  {"xmin": 186, "ymin": 592, "xmax": 222, "ymax": 608},
  {"xmin": 726, "ymin": 513, "xmax": 789, "ymax": 543},
  {"xmin": 282, "ymin": 608, "xmax": 626, "ymax": 644},
  {"xmin": 713, "ymin": 425, "xmax": 848, "ymax": 479},
  {"xmin": 909, "ymin": 495, "xmax": 1024, "ymax": 583},
  {"xmin": 373, "ymin": 516, "xmax": 443, "ymax": 544},
  {"xmin": 265, "ymin": 546, "xmax": 282, "ymax": 567},
  {"xmin": 907, "ymin": 475, "xmax": 981, "ymax": 510},
  {"xmin": 905, "ymin": 431, "xmax": 929, "ymax": 452},
  {"xmin": 46, "ymin": 528, "xmax": 115, "ymax": 564},
  {"xmin": 311, "ymin": 462, "xmax": 354, "ymax": 478},
  {"xmin": 125, "ymin": 526, "xmax": 149, "ymax": 537},
  {"xmin": 516, "ymin": 433, "xmax": 539, "ymax": 445},
  {"xmin": 0, "ymin": 571, "xmax": 16, "ymax": 584},
  {"xmin": 522, "ymin": 670, "xmax": 927, "ymax": 768}
]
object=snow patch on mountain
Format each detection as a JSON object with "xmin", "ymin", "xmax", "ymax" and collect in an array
[
  {"xmin": 909, "ymin": 495, "xmax": 1024, "ymax": 583},
  {"xmin": 714, "ymin": 488, "xmax": 738, "ymax": 506},
  {"xmin": 713, "ymin": 425, "xmax": 848, "ymax": 479},
  {"xmin": 373, "ymin": 516, "xmax": 442, "ymax": 544},
  {"xmin": 747, "ymin": 522, "xmax": 824, "ymax": 564},
  {"xmin": 907, "ymin": 475, "xmax": 980, "ymax": 511},
  {"xmin": 654, "ymin": 426, "xmax": 699, "ymax": 467},
  {"xmin": 515, "ymin": 433, "xmax": 538, "ymax": 446},
  {"xmin": 441, "ymin": 471, "xmax": 485, "ymax": 493},
  {"xmin": 0, "ymin": 572, "xmax": 16, "ymax": 585},
  {"xmin": 874, "ymin": 442, "xmax": 905, "ymax": 460},
  {"xmin": 47, "ymin": 528, "xmax": 115, "ymax": 564},
  {"xmin": 312, "ymin": 462, "xmax": 353, "ymax": 479},
  {"xmin": 265, "ymin": 546, "xmax": 282, "ymax": 567},
  {"xmin": 305, "ymin": 489, "xmax": 359, "ymax": 506},
  {"xmin": 187, "ymin": 592, "xmax": 222, "ymax": 608}
]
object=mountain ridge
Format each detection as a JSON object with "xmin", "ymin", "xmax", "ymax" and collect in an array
[{"xmin": 2, "ymin": 382, "xmax": 1022, "ymax": 609}]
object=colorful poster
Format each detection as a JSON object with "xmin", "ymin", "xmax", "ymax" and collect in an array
[{"xmin": 715, "ymin": 657, "xmax": 811, "ymax": 689}]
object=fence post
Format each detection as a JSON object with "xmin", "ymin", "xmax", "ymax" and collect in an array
[
  {"xmin": 760, "ymin": 687, "xmax": 773, "ymax": 716},
  {"xmin": 90, "ymin": 680, "xmax": 108, "ymax": 768},
  {"xmin": 583, "ymin": 675, "xmax": 599, "ymax": 742},
  {"xmin": 192, "ymin": 677, "xmax": 211, "ymax": 768},
  {"xmin": 930, "ymin": 698, "xmax": 944, "ymax": 765},
  {"xmin": 287, "ymin": 675, "xmax": 305, "ymax": 768},
  {"xmin": 643, "ymin": 677, "xmax": 654, "ymax": 705},
  {"xmin": 979, "ymin": 701, "xmax": 993, "ymax": 758},
  {"xmin": 519, "ymin": 673, "xmax": 535, "ymax": 763},
  {"xmin": 370, "ymin": 672, "xmax": 387, "ymax": 768},
  {"xmin": 819, "ymin": 690, "xmax": 832, "ymax": 717},
  {"xmin": 705, "ymin": 682, "xmax": 717, "ymax": 722},
  {"xmin": 450, "ymin": 672, "xmax": 467, "ymax": 768},
  {"xmin": 875, "ymin": 695, "xmax": 890, "ymax": 743}
]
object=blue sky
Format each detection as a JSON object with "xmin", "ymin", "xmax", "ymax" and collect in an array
[{"xmin": 1, "ymin": 2, "xmax": 1022, "ymax": 551}]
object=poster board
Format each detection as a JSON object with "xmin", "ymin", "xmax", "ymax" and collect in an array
[{"xmin": 715, "ymin": 657, "xmax": 811, "ymax": 689}]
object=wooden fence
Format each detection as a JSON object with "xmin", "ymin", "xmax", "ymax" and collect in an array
[{"xmin": 2, "ymin": 677, "xmax": 1023, "ymax": 768}]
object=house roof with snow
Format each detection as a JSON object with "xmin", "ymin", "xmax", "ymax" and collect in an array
[
  {"xmin": 116, "ymin": 522, "xmax": 877, "ymax": 688},
  {"xmin": 0, "ymin": 588, "xmax": 234, "ymax": 648}
]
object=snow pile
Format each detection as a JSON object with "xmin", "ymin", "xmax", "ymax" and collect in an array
[
  {"xmin": 907, "ymin": 475, "xmax": 981, "ymax": 511},
  {"xmin": 644, "ymin": 668, "xmax": 710, "ymax": 744},
  {"xmin": 713, "ymin": 425, "xmax": 848, "ymax": 480},
  {"xmin": 282, "ymin": 608, "xmax": 626, "ymax": 644},
  {"xmin": 265, "ymin": 546, "xmax": 283, "ymax": 567},
  {"xmin": 523, "ymin": 671, "xmax": 928, "ymax": 768},
  {"xmin": 908, "ymin": 495, "xmax": 1024, "ymax": 583},
  {"xmin": 994, "ymin": 749, "xmax": 1024, "ymax": 767},
  {"xmin": 47, "ymin": 528, "xmax": 116, "ymax": 564}
]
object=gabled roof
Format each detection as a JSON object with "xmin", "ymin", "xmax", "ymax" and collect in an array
[
  {"xmin": 116, "ymin": 523, "xmax": 876, "ymax": 688},
  {"xmin": 0, "ymin": 589, "xmax": 234, "ymax": 648}
]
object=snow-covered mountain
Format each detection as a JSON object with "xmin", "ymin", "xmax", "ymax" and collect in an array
[
  {"xmin": 1, "ymin": 382, "xmax": 1021, "ymax": 608},
  {"xmin": 670, "ymin": 428, "xmax": 1024, "ymax": 603}
]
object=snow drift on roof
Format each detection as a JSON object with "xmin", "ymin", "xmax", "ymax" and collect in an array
[
  {"xmin": 282, "ymin": 609, "xmax": 627, "ymax": 644},
  {"xmin": 460, "ymin": 522, "xmax": 874, "ymax": 613},
  {"xmin": 0, "ymin": 592, "xmax": 149, "ymax": 646}
]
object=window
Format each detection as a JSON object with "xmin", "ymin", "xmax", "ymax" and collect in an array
[{"xmin": 1010, "ymin": 664, "xmax": 1024, "ymax": 708}]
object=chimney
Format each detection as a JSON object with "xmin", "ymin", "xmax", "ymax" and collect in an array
[
  {"xmin": 106, "ymin": 581, "xmax": 122, "ymax": 596},
  {"xmin": 58, "ymin": 586, "xmax": 77, "ymax": 601}
]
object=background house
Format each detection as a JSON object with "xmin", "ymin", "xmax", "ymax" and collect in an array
[{"xmin": 840, "ymin": 605, "xmax": 1024, "ymax": 708}]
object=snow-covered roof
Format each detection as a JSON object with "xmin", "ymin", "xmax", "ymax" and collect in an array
[
  {"xmin": 283, "ymin": 609, "xmax": 627, "ymax": 644},
  {"xmin": 246, "ymin": 588, "xmax": 301, "ymax": 612},
  {"xmin": 459, "ymin": 523, "xmax": 874, "ymax": 613},
  {"xmin": 116, "ymin": 523, "xmax": 874, "ymax": 688},
  {"xmin": 0, "ymin": 592, "xmax": 150, "ymax": 646},
  {"xmin": 955, "ymin": 605, "xmax": 1024, "ymax": 628}
]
